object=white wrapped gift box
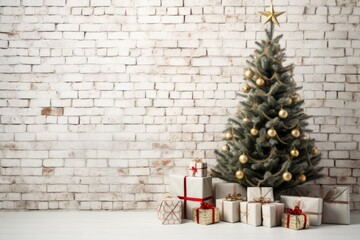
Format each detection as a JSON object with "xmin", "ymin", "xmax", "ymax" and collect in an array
[
  {"xmin": 247, "ymin": 187, "xmax": 274, "ymax": 203},
  {"xmin": 240, "ymin": 202, "xmax": 262, "ymax": 227},
  {"xmin": 215, "ymin": 182, "xmax": 247, "ymax": 200}
]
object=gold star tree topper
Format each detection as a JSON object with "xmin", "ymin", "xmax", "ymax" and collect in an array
[{"xmin": 258, "ymin": 4, "xmax": 285, "ymax": 26}]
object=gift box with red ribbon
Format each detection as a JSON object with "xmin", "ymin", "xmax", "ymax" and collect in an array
[
  {"xmin": 192, "ymin": 202, "xmax": 220, "ymax": 225},
  {"xmin": 188, "ymin": 158, "xmax": 207, "ymax": 177},
  {"xmin": 281, "ymin": 206, "xmax": 310, "ymax": 230},
  {"xmin": 169, "ymin": 175, "xmax": 213, "ymax": 220}
]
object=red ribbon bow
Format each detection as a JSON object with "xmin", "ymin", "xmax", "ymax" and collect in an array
[
  {"xmin": 191, "ymin": 166, "xmax": 198, "ymax": 176},
  {"xmin": 285, "ymin": 206, "xmax": 303, "ymax": 215},
  {"xmin": 200, "ymin": 202, "xmax": 214, "ymax": 209}
]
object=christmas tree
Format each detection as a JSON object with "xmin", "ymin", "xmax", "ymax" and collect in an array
[{"xmin": 212, "ymin": 4, "xmax": 322, "ymax": 194}]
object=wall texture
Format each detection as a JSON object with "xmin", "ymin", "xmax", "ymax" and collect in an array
[{"xmin": 0, "ymin": 0, "xmax": 359, "ymax": 211}]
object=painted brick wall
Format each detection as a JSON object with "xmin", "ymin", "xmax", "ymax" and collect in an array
[{"xmin": 0, "ymin": 0, "xmax": 359, "ymax": 211}]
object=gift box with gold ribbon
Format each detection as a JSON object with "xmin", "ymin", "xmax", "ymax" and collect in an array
[
  {"xmin": 280, "ymin": 195, "xmax": 323, "ymax": 226},
  {"xmin": 188, "ymin": 158, "xmax": 207, "ymax": 177},
  {"xmin": 215, "ymin": 182, "xmax": 247, "ymax": 200},
  {"xmin": 157, "ymin": 194, "xmax": 182, "ymax": 225},
  {"xmin": 262, "ymin": 202, "xmax": 284, "ymax": 227},
  {"xmin": 192, "ymin": 202, "xmax": 220, "ymax": 225},
  {"xmin": 247, "ymin": 187, "xmax": 274, "ymax": 204},
  {"xmin": 282, "ymin": 206, "xmax": 310, "ymax": 230},
  {"xmin": 240, "ymin": 202, "xmax": 262, "ymax": 227},
  {"xmin": 216, "ymin": 193, "xmax": 245, "ymax": 223}
]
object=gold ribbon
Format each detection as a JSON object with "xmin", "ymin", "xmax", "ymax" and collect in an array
[
  {"xmin": 240, "ymin": 203, "xmax": 250, "ymax": 224},
  {"xmin": 251, "ymin": 196, "xmax": 271, "ymax": 205},
  {"xmin": 322, "ymin": 187, "xmax": 349, "ymax": 204},
  {"xmin": 225, "ymin": 193, "xmax": 246, "ymax": 201},
  {"xmin": 194, "ymin": 158, "xmax": 203, "ymax": 163}
]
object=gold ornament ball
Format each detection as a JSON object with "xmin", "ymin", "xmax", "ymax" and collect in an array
[
  {"xmin": 244, "ymin": 69, "xmax": 254, "ymax": 79},
  {"xmin": 290, "ymin": 148, "xmax": 299, "ymax": 157},
  {"xmin": 221, "ymin": 144, "xmax": 230, "ymax": 152},
  {"xmin": 267, "ymin": 128, "xmax": 277, "ymax": 138},
  {"xmin": 278, "ymin": 108, "xmax": 288, "ymax": 119},
  {"xmin": 243, "ymin": 117, "xmax": 250, "ymax": 123},
  {"xmin": 225, "ymin": 132, "xmax": 233, "ymax": 140},
  {"xmin": 298, "ymin": 174, "xmax": 306, "ymax": 183},
  {"xmin": 312, "ymin": 146, "xmax": 319, "ymax": 155},
  {"xmin": 239, "ymin": 154, "xmax": 248, "ymax": 164},
  {"xmin": 291, "ymin": 129, "xmax": 301, "ymax": 138},
  {"xmin": 250, "ymin": 127, "xmax": 259, "ymax": 136},
  {"xmin": 235, "ymin": 170, "xmax": 245, "ymax": 179},
  {"xmin": 242, "ymin": 84, "xmax": 251, "ymax": 93},
  {"xmin": 256, "ymin": 78, "xmax": 265, "ymax": 87},
  {"xmin": 284, "ymin": 97, "xmax": 292, "ymax": 106},
  {"xmin": 283, "ymin": 171, "xmax": 292, "ymax": 181},
  {"xmin": 293, "ymin": 94, "xmax": 301, "ymax": 102}
]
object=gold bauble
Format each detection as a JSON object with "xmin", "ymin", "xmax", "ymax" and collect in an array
[
  {"xmin": 283, "ymin": 171, "xmax": 292, "ymax": 181},
  {"xmin": 290, "ymin": 148, "xmax": 299, "ymax": 157},
  {"xmin": 250, "ymin": 127, "xmax": 259, "ymax": 136},
  {"xmin": 255, "ymin": 78, "xmax": 265, "ymax": 87},
  {"xmin": 225, "ymin": 132, "xmax": 233, "ymax": 140},
  {"xmin": 267, "ymin": 128, "xmax": 277, "ymax": 138},
  {"xmin": 298, "ymin": 174, "xmax": 306, "ymax": 183},
  {"xmin": 291, "ymin": 129, "xmax": 301, "ymax": 138},
  {"xmin": 221, "ymin": 144, "xmax": 230, "ymax": 152},
  {"xmin": 243, "ymin": 117, "xmax": 250, "ymax": 123},
  {"xmin": 239, "ymin": 154, "xmax": 248, "ymax": 164},
  {"xmin": 284, "ymin": 97, "xmax": 292, "ymax": 106},
  {"xmin": 293, "ymin": 94, "xmax": 301, "ymax": 102},
  {"xmin": 244, "ymin": 69, "xmax": 254, "ymax": 79},
  {"xmin": 235, "ymin": 170, "xmax": 245, "ymax": 179},
  {"xmin": 242, "ymin": 84, "xmax": 251, "ymax": 93},
  {"xmin": 312, "ymin": 146, "xmax": 319, "ymax": 155},
  {"xmin": 278, "ymin": 108, "xmax": 288, "ymax": 119}
]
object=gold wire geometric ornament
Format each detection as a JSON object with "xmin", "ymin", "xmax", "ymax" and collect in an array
[{"xmin": 258, "ymin": 4, "xmax": 285, "ymax": 26}]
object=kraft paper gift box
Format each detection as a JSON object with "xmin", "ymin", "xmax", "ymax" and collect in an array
[
  {"xmin": 169, "ymin": 175, "xmax": 213, "ymax": 220},
  {"xmin": 247, "ymin": 187, "xmax": 274, "ymax": 203},
  {"xmin": 289, "ymin": 186, "xmax": 350, "ymax": 225},
  {"xmin": 215, "ymin": 182, "xmax": 247, "ymax": 200},
  {"xmin": 282, "ymin": 210, "xmax": 310, "ymax": 230},
  {"xmin": 192, "ymin": 202, "xmax": 220, "ymax": 225},
  {"xmin": 262, "ymin": 203, "xmax": 284, "ymax": 227},
  {"xmin": 188, "ymin": 158, "xmax": 207, "ymax": 177},
  {"xmin": 157, "ymin": 195, "xmax": 182, "ymax": 224},
  {"xmin": 240, "ymin": 202, "xmax": 262, "ymax": 227},
  {"xmin": 280, "ymin": 195, "xmax": 323, "ymax": 226},
  {"xmin": 216, "ymin": 195, "xmax": 243, "ymax": 223}
]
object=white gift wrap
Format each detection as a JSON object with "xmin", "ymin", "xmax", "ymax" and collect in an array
[
  {"xmin": 188, "ymin": 161, "xmax": 207, "ymax": 177},
  {"xmin": 169, "ymin": 175, "xmax": 213, "ymax": 220},
  {"xmin": 291, "ymin": 186, "xmax": 350, "ymax": 225},
  {"xmin": 247, "ymin": 187, "xmax": 274, "ymax": 203},
  {"xmin": 216, "ymin": 198, "xmax": 240, "ymax": 223},
  {"xmin": 240, "ymin": 202, "xmax": 262, "ymax": 227},
  {"xmin": 262, "ymin": 204, "xmax": 276, "ymax": 227},
  {"xmin": 215, "ymin": 183, "xmax": 247, "ymax": 200},
  {"xmin": 280, "ymin": 195, "xmax": 323, "ymax": 226}
]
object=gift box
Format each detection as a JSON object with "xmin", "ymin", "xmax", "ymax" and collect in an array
[
  {"xmin": 240, "ymin": 202, "xmax": 262, "ymax": 227},
  {"xmin": 169, "ymin": 175, "xmax": 212, "ymax": 219},
  {"xmin": 282, "ymin": 207, "xmax": 310, "ymax": 230},
  {"xmin": 247, "ymin": 187, "xmax": 274, "ymax": 203},
  {"xmin": 192, "ymin": 202, "xmax": 220, "ymax": 225},
  {"xmin": 216, "ymin": 194, "xmax": 244, "ymax": 223},
  {"xmin": 188, "ymin": 158, "xmax": 207, "ymax": 177},
  {"xmin": 262, "ymin": 202, "xmax": 284, "ymax": 227},
  {"xmin": 215, "ymin": 182, "xmax": 247, "ymax": 200},
  {"xmin": 289, "ymin": 186, "xmax": 350, "ymax": 225},
  {"xmin": 280, "ymin": 195, "xmax": 323, "ymax": 226},
  {"xmin": 157, "ymin": 194, "xmax": 182, "ymax": 224}
]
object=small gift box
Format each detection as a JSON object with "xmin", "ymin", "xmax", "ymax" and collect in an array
[
  {"xmin": 188, "ymin": 158, "xmax": 207, "ymax": 177},
  {"xmin": 282, "ymin": 206, "xmax": 310, "ymax": 230},
  {"xmin": 247, "ymin": 187, "xmax": 274, "ymax": 203},
  {"xmin": 215, "ymin": 182, "xmax": 247, "ymax": 200},
  {"xmin": 216, "ymin": 194, "xmax": 245, "ymax": 223},
  {"xmin": 157, "ymin": 194, "xmax": 182, "ymax": 224},
  {"xmin": 170, "ymin": 175, "xmax": 213, "ymax": 220},
  {"xmin": 280, "ymin": 195, "xmax": 323, "ymax": 226},
  {"xmin": 290, "ymin": 186, "xmax": 350, "ymax": 225},
  {"xmin": 262, "ymin": 203, "xmax": 284, "ymax": 227},
  {"xmin": 240, "ymin": 202, "xmax": 262, "ymax": 227},
  {"xmin": 192, "ymin": 202, "xmax": 220, "ymax": 225}
]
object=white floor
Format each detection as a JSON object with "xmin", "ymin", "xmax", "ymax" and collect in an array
[{"xmin": 0, "ymin": 211, "xmax": 359, "ymax": 240}]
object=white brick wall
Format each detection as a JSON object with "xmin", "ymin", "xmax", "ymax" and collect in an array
[{"xmin": 0, "ymin": 0, "xmax": 360, "ymax": 210}]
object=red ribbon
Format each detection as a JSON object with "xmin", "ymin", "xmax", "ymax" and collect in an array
[
  {"xmin": 191, "ymin": 166, "xmax": 198, "ymax": 176},
  {"xmin": 196, "ymin": 202, "xmax": 215, "ymax": 224},
  {"xmin": 285, "ymin": 206, "xmax": 307, "ymax": 228}
]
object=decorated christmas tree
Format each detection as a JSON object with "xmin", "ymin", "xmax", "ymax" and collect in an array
[{"xmin": 212, "ymin": 4, "xmax": 322, "ymax": 194}]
